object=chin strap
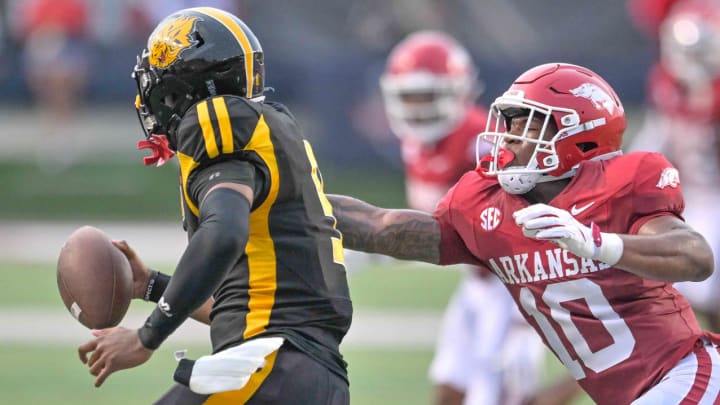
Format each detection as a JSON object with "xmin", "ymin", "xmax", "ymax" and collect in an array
[{"xmin": 137, "ymin": 134, "xmax": 175, "ymax": 167}]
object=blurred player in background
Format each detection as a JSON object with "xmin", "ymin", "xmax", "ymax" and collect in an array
[
  {"xmin": 627, "ymin": 0, "xmax": 682, "ymax": 41},
  {"xmin": 380, "ymin": 31, "xmax": 579, "ymax": 405},
  {"xmin": 76, "ymin": 7, "xmax": 353, "ymax": 404},
  {"xmin": 630, "ymin": 0, "xmax": 720, "ymax": 331},
  {"xmin": 330, "ymin": 62, "xmax": 720, "ymax": 404},
  {"xmin": 15, "ymin": 0, "xmax": 90, "ymax": 166}
]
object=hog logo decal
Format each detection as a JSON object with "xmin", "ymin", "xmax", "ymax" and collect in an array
[{"xmin": 570, "ymin": 83, "xmax": 617, "ymax": 114}]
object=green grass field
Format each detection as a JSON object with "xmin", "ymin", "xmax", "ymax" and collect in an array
[
  {"xmin": 0, "ymin": 161, "xmax": 407, "ymax": 220},
  {"xmin": 0, "ymin": 261, "xmax": 590, "ymax": 404},
  {"xmin": 0, "ymin": 344, "xmax": 436, "ymax": 405},
  {"xmin": 0, "ymin": 261, "xmax": 464, "ymax": 309}
]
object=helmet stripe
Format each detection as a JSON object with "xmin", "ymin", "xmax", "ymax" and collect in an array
[{"xmin": 192, "ymin": 7, "xmax": 255, "ymax": 98}]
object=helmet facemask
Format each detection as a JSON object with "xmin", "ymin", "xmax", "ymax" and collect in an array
[
  {"xmin": 477, "ymin": 90, "xmax": 585, "ymax": 194},
  {"xmin": 133, "ymin": 52, "xmax": 196, "ymax": 150}
]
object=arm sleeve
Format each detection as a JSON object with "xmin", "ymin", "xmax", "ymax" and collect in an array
[{"xmin": 138, "ymin": 187, "xmax": 251, "ymax": 350}]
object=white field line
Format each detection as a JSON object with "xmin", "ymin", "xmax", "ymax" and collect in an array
[
  {"xmin": 0, "ymin": 309, "xmax": 442, "ymax": 348},
  {"xmin": 0, "ymin": 221, "xmax": 187, "ymax": 264}
]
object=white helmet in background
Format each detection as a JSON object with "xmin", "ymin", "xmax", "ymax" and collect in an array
[
  {"xmin": 660, "ymin": 0, "xmax": 720, "ymax": 85},
  {"xmin": 380, "ymin": 31, "xmax": 479, "ymax": 145}
]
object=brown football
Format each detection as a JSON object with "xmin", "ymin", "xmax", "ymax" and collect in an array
[{"xmin": 56, "ymin": 226, "xmax": 133, "ymax": 329}]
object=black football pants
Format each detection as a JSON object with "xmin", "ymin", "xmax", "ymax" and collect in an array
[{"xmin": 153, "ymin": 344, "xmax": 349, "ymax": 405}]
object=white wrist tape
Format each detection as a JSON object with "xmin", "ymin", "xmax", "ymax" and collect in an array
[{"xmin": 594, "ymin": 232, "xmax": 624, "ymax": 266}]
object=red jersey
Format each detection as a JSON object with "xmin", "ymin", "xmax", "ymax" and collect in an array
[
  {"xmin": 627, "ymin": 0, "xmax": 680, "ymax": 39},
  {"xmin": 401, "ymin": 106, "xmax": 488, "ymax": 212},
  {"xmin": 434, "ymin": 151, "xmax": 709, "ymax": 403},
  {"xmin": 20, "ymin": 0, "xmax": 88, "ymax": 37},
  {"xmin": 645, "ymin": 63, "xmax": 720, "ymax": 189},
  {"xmin": 647, "ymin": 62, "xmax": 720, "ymax": 122}
]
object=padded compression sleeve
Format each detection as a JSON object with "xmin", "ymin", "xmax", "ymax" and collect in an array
[{"xmin": 138, "ymin": 188, "xmax": 250, "ymax": 350}]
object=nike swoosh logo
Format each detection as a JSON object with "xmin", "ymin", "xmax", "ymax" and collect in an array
[{"xmin": 570, "ymin": 201, "xmax": 595, "ymax": 216}]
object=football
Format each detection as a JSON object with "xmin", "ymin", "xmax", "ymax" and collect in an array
[{"xmin": 56, "ymin": 225, "xmax": 133, "ymax": 329}]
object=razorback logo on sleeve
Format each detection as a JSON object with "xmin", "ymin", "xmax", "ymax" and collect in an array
[{"xmin": 656, "ymin": 167, "xmax": 680, "ymax": 189}]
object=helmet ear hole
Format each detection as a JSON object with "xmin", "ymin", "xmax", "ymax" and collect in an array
[
  {"xmin": 577, "ymin": 142, "xmax": 597, "ymax": 152},
  {"xmin": 561, "ymin": 114, "xmax": 579, "ymax": 126},
  {"xmin": 542, "ymin": 155, "xmax": 558, "ymax": 168},
  {"xmin": 214, "ymin": 59, "xmax": 236, "ymax": 74},
  {"xmin": 193, "ymin": 32, "xmax": 205, "ymax": 48},
  {"xmin": 164, "ymin": 93, "xmax": 179, "ymax": 108}
]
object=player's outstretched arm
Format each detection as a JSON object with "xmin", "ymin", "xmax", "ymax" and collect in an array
[{"xmin": 328, "ymin": 194, "xmax": 441, "ymax": 264}]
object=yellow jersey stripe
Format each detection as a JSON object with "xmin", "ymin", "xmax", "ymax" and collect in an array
[
  {"xmin": 197, "ymin": 101, "xmax": 220, "ymax": 158},
  {"xmin": 303, "ymin": 141, "xmax": 333, "ymax": 216},
  {"xmin": 203, "ymin": 348, "xmax": 279, "ymax": 404},
  {"xmin": 243, "ymin": 115, "xmax": 279, "ymax": 339},
  {"xmin": 177, "ymin": 152, "xmax": 200, "ymax": 216},
  {"xmin": 331, "ymin": 236, "xmax": 345, "ymax": 265},
  {"xmin": 303, "ymin": 140, "xmax": 345, "ymax": 265},
  {"xmin": 194, "ymin": 7, "xmax": 254, "ymax": 98},
  {"xmin": 212, "ymin": 97, "xmax": 234, "ymax": 154}
]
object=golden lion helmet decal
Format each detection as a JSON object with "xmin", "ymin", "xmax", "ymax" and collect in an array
[{"xmin": 148, "ymin": 15, "xmax": 200, "ymax": 68}]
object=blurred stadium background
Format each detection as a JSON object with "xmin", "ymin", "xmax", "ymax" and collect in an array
[{"xmin": 0, "ymin": 0, "xmax": 655, "ymax": 404}]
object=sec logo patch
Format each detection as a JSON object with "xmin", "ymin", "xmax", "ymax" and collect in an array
[{"xmin": 480, "ymin": 207, "xmax": 502, "ymax": 231}]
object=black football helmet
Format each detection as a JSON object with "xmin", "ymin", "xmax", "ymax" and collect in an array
[{"xmin": 132, "ymin": 7, "xmax": 265, "ymax": 149}]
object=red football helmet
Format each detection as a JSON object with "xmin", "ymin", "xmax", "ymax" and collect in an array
[
  {"xmin": 380, "ymin": 31, "xmax": 479, "ymax": 144},
  {"xmin": 478, "ymin": 63, "xmax": 626, "ymax": 194},
  {"xmin": 659, "ymin": 0, "xmax": 720, "ymax": 85}
]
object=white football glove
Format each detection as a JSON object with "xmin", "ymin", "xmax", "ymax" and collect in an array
[{"xmin": 513, "ymin": 203, "xmax": 623, "ymax": 265}]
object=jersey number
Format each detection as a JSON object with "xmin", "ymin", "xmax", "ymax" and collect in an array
[
  {"xmin": 303, "ymin": 140, "xmax": 345, "ymax": 265},
  {"xmin": 519, "ymin": 278, "xmax": 635, "ymax": 379}
]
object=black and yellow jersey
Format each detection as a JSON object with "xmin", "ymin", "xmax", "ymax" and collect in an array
[{"xmin": 174, "ymin": 95, "xmax": 353, "ymax": 381}]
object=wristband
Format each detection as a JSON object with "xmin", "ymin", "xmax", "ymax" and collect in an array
[
  {"xmin": 594, "ymin": 232, "xmax": 624, "ymax": 266},
  {"xmin": 174, "ymin": 359, "xmax": 195, "ymax": 387},
  {"xmin": 144, "ymin": 270, "xmax": 171, "ymax": 302}
]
